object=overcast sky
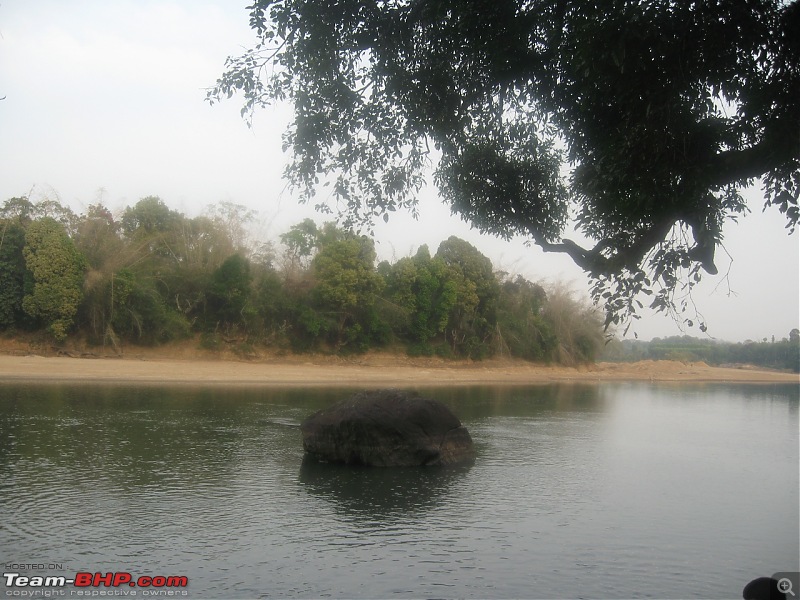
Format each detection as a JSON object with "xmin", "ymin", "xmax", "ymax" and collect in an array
[{"xmin": 1, "ymin": 0, "xmax": 798, "ymax": 343}]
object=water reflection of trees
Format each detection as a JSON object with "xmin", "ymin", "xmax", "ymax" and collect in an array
[
  {"xmin": 619, "ymin": 382, "xmax": 799, "ymax": 412},
  {"xmin": 421, "ymin": 384, "xmax": 604, "ymax": 422},
  {"xmin": 0, "ymin": 384, "xmax": 266, "ymax": 489}
]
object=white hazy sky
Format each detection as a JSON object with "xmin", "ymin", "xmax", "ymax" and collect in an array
[{"xmin": 1, "ymin": 0, "xmax": 798, "ymax": 342}]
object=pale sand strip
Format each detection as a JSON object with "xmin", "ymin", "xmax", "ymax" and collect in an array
[{"xmin": 0, "ymin": 355, "xmax": 796, "ymax": 386}]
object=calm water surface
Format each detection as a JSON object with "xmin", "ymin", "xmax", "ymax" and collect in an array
[{"xmin": 1, "ymin": 383, "xmax": 797, "ymax": 599}]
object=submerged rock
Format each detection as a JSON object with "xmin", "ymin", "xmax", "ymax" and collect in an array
[{"xmin": 300, "ymin": 389, "xmax": 475, "ymax": 467}]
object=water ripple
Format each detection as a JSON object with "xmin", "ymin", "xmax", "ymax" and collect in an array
[{"xmin": 1, "ymin": 383, "xmax": 797, "ymax": 599}]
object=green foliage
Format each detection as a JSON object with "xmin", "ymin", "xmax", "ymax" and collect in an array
[
  {"xmin": 0, "ymin": 220, "xmax": 27, "ymax": 328},
  {"xmin": 206, "ymin": 254, "xmax": 253, "ymax": 330},
  {"xmin": 311, "ymin": 234, "xmax": 385, "ymax": 351},
  {"xmin": 280, "ymin": 218, "xmax": 319, "ymax": 263},
  {"xmin": 313, "ymin": 237, "xmax": 381, "ymax": 311},
  {"xmin": 3, "ymin": 196, "xmax": 614, "ymax": 363},
  {"xmin": 108, "ymin": 269, "xmax": 190, "ymax": 345},
  {"xmin": 74, "ymin": 204, "xmax": 123, "ymax": 269},
  {"xmin": 22, "ymin": 218, "xmax": 86, "ymax": 342},
  {"xmin": 495, "ymin": 275, "xmax": 556, "ymax": 361},
  {"xmin": 382, "ymin": 245, "xmax": 458, "ymax": 349},
  {"xmin": 406, "ymin": 342, "xmax": 434, "ymax": 358},
  {"xmin": 253, "ymin": 268, "xmax": 291, "ymax": 344},
  {"xmin": 380, "ymin": 238, "xmax": 503, "ymax": 358},
  {"xmin": 211, "ymin": 0, "xmax": 799, "ymax": 334},
  {"xmin": 0, "ymin": 196, "xmax": 35, "ymax": 224},
  {"xmin": 121, "ymin": 196, "xmax": 178, "ymax": 236},
  {"xmin": 435, "ymin": 237, "xmax": 499, "ymax": 358},
  {"xmin": 115, "ymin": 197, "xmax": 253, "ymax": 338}
]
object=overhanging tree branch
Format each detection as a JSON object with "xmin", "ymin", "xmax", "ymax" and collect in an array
[{"xmin": 211, "ymin": 0, "xmax": 800, "ymax": 333}]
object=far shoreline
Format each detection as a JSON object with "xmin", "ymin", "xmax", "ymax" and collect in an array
[{"xmin": 0, "ymin": 353, "xmax": 796, "ymax": 387}]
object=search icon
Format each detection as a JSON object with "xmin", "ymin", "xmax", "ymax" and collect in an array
[
  {"xmin": 744, "ymin": 575, "xmax": 800, "ymax": 600},
  {"xmin": 778, "ymin": 578, "xmax": 796, "ymax": 597}
]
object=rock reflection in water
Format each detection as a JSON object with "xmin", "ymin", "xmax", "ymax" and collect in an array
[{"xmin": 298, "ymin": 457, "xmax": 472, "ymax": 517}]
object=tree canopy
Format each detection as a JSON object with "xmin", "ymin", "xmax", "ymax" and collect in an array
[
  {"xmin": 209, "ymin": 0, "xmax": 799, "ymax": 332},
  {"xmin": 22, "ymin": 218, "xmax": 86, "ymax": 341}
]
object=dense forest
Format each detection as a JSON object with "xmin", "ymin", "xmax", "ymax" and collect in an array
[
  {"xmin": 0, "ymin": 195, "xmax": 607, "ymax": 364},
  {"xmin": 602, "ymin": 334, "xmax": 800, "ymax": 373}
]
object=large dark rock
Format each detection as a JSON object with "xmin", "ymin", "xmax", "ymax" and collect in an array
[{"xmin": 300, "ymin": 389, "xmax": 475, "ymax": 467}]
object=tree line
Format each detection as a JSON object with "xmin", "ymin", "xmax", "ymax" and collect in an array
[
  {"xmin": 0, "ymin": 195, "xmax": 605, "ymax": 363},
  {"xmin": 602, "ymin": 333, "xmax": 800, "ymax": 373}
]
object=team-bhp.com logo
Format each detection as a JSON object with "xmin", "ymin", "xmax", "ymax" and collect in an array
[{"xmin": 4, "ymin": 572, "xmax": 188, "ymax": 596}]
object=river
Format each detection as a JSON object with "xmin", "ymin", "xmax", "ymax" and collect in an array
[{"xmin": 1, "ymin": 382, "xmax": 797, "ymax": 599}]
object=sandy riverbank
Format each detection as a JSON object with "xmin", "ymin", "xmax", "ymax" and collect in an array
[{"xmin": 0, "ymin": 353, "xmax": 796, "ymax": 386}]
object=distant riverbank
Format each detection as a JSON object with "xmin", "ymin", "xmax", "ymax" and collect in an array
[{"xmin": 0, "ymin": 353, "xmax": 796, "ymax": 386}]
